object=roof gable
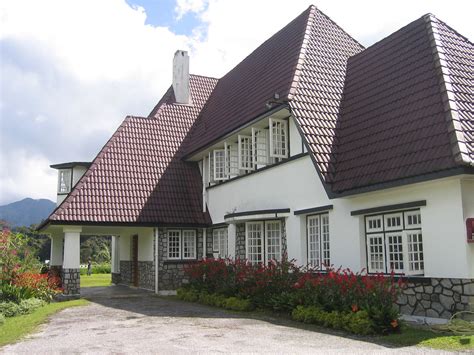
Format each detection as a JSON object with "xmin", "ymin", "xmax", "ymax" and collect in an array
[
  {"xmin": 328, "ymin": 15, "xmax": 473, "ymax": 194},
  {"xmin": 47, "ymin": 75, "xmax": 217, "ymax": 226}
]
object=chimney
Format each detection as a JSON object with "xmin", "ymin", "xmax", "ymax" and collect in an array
[{"xmin": 172, "ymin": 50, "xmax": 190, "ymax": 104}]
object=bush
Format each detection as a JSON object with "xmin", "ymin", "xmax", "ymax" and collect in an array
[
  {"xmin": 79, "ymin": 263, "xmax": 111, "ymax": 275},
  {"xmin": 291, "ymin": 305, "xmax": 374, "ymax": 335},
  {"xmin": 0, "ymin": 313, "xmax": 4, "ymax": 326},
  {"xmin": 176, "ymin": 288, "xmax": 253, "ymax": 312},
  {"xmin": 0, "ymin": 298, "xmax": 45, "ymax": 317},
  {"xmin": 13, "ymin": 273, "xmax": 62, "ymax": 301}
]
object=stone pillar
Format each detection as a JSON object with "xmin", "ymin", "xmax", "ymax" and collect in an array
[{"xmin": 62, "ymin": 227, "xmax": 81, "ymax": 296}]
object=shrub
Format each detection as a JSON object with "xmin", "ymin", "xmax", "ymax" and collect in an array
[
  {"xmin": 0, "ymin": 283, "xmax": 34, "ymax": 303},
  {"xmin": 291, "ymin": 305, "xmax": 374, "ymax": 335},
  {"xmin": 79, "ymin": 263, "xmax": 111, "ymax": 275},
  {"xmin": 177, "ymin": 288, "xmax": 253, "ymax": 312},
  {"xmin": 223, "ymin": 297, "xmax": 252, "ymax": 311},
  {"xmin": 13, "ymin": 273, "xmax": 62, "ymax": 301},
  {"xmin": 0, "ymin": 298, "xmax": 45, "ymax": 317},
  {"xmin": 0, "ymin": 313, "xmax": 4, "ymax": 326}
]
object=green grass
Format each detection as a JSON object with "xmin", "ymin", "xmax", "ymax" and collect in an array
[
  {"xmin": 383, "ymin": 324, "xmax": 474, "ymax": 351},
  {"xmin": 80, "ymin": 273, "xmax": 111, "ymax": 288},
  {"xmin": 0, "ymin": 299, "xmax": 89, "ymax": 347}
]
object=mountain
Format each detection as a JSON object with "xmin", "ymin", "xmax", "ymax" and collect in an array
[{"xmin": 0, "ymin": 198, "xmax": 56, "ymax": 227}]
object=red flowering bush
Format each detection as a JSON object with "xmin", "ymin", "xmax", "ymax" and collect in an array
[
  {"xmin": 184, "ymin": 258, "xmax": 404, "ymax": 334},
  {"xmin": 13, "ymin": 272, "xmax": 62, "ymax": 301}
]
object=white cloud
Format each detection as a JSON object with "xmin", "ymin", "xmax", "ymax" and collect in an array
[{"xmin": 0, "ymin": 0, "xmax": 472, "ymax": 205}]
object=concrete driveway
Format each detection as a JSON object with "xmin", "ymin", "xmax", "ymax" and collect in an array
[{"xmin": 1, "ymin": 286, "xmax": 448, "ymax": 354}]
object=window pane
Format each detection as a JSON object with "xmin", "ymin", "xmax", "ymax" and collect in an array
[
  {"xmin": 269, "ymin": 118, "xmax": 288, "ymax": 158},
  {"xmin": 214, "ymin": 149, "xmax": 226, "ymax": 180},
  {"xmin": 367, "ymin": 234, "xmax": 385, "ymax": 273},
  {"xmin": 386, "ymin": 233, "xmax": 404, "ymax": 273},
  {"xmin": 407, "ymin": 231, "xmax": 424, "ymax": 274},
  {"xmin": 265, "ymin": 221, "xmax": 281, "ymax": 262},
  {"xmin": 58, "ymin": 170, "xmax": 71, "ymax": 193},
  {"xmin": 183, "ymin": 230, "xmax": 196, "ymax": 259},
  {"xmin": 404, "ymin": 211, "xmax": 422, "ymax": 228},
  {"xmin": 168, "ymin": 231, "xmax": 181, "ymax": 259},
  {"xmin": 384, "ymin": 213, "xmax": 403, "ymax": 231},
  {"xmin": 238, "ymin": 135, "xmax": 253, "ymax": 171},
  {"xmin": 366, "ymin": 215, "xmax": 383, "ymax": 232},
  {"xmin": 321, "ymin": 214, "xmax": 330, "ymax": 267},
  {"xmin": 307, "ymin": 216, "xmax": 321, "ymax": 268},
  {"xmin": 246, "ymin": 222, "xmax": 263, "ymax": 264}
]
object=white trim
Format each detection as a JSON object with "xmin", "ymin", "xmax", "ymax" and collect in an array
[
  {"xmin": 238, "ymin": 134, "xmax": 254, "ymax": 171},
  {"xmin": 167, "ymin": 230, "xmax": 181, "ymax": 260},
  {"xmin": 265, "ymin": 220, "xmax": 282, "ymax": 262},
  {"xmin": 245, "ymin": 221, "xmax": 264, "ymax": 264},
  {"xmin": 182, "ymin": 230, "xmax": 197, "ymax": 259},
  {"xmin": 366, "ymin": 215, "xmax": 383, "ymax": 233},
  {"xmin": 384, "ymin": 212, "xmax": 403, "ymax": 231},
  {"xmin": 213, "ymin": 149, "xmax": 226, "ymax": 181},
  {"xmin": 405, "ymin": 210, "xmax": 422, "ymax": 228},
  {"xmin": 269, "ymin": 118, "xmax": 288, "ymax": 158},
  {"xmin": 225, "ymin": 212, "xmax": 291, "ymax": 223},
  {"xmin": 367, "ymin": 233, "xmax": 386, "ymax": 273}
]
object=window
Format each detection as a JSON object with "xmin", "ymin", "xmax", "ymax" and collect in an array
[
  {"xmin": 167, "ymin": 230, "xmax": 197, "ymax": 260},
  {"xmin": 208, "ymin": 152, "xmax": 215, "ymax": 184},
  {"xmin": 238, "ymin": 135, "xmax": 254, "ymax": 171},
  {"xmin": 245, "ymin": 220, "xmax": 282, "ymax": 264},
  {"xmin": 225, "ymin": 142, "xmax": 239, "ymax": 177},
  {"xmin": 307, "ymin": 213, "xmax": 330, "ymax": 268},
  {"xmin": 365, "ymin": 209, "xmax": 424, "ymax": 275},
  {"xmin": 168, "ymin": 230, "xmax": 181, "ymax": 259},
  {"xmin": 246, "ymin": 222, "xmax": 263, "ymax": 264},
  {"xmin": 252, "ymin": 128, "xmax": 268, "ymax": 166},
  {"xmin": 265, "ymin": 220, "xmax": 281, "ymax": 261},
  {"xmin": 269, "ymin": 118, "xmax": 288, "ymax": 158},
  {"xmin": 213, "ymin": 149, "xmax": 226, "ymax": 181},
  {"xmin": 212, "ymin": 228, "xmax": 228, "ymax": 258},
  {"xmin": 183, "ymin": 230, "xmax": 196, "ymax": 259},
  {"xmin": 58, "ymin": 169, "xmax": 72, "ymax": 193}
]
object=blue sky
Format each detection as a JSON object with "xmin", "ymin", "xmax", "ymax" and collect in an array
[{"xmin": 0, "ymin": 0, "xmax": 472, "ymax": 205}]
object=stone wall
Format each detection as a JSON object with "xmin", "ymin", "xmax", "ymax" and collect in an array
[
  {"xmin": 236, "ymin": 223, "xmax": 246, "ymax": 259},
  {"xmin": 111, "ymin": 272, "xmax": 121, "ymax": 285},
  {"xmin": 62, "ymin": 268, "xmax": 80, "ymax": 295},
  {"xmin": 138, "ymin": 261, "xmax": 155, "ymax": 290},
  {"xmin": 157, "ymin": 228, "xmax": 204, "ymax": 290},
  {"xmin": 206, "ymin": 228, "xmax": 214, "ymax": 257},
  {"xmin": 397, "ymin": 278, "xmax": 474, "ymax": 319},
  {"xmin": 120, "ymin": 261, "xmax": 132, "ymax": 285}
]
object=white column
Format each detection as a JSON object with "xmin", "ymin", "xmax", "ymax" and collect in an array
[
  {"xmin": 202, "ymin": 229, "xmax": 207, "ymax": 259},
  {"xmin": 63, "ymin": 227, "xmax": 81, "ymax": 269},
  {"xmin": 228, "ymin": 224, "xmax": 236, "ymax": 259},
  {"xmin": 111, "ymin": 236, "xmax": 120, "ymax": 273},
  {"xmin": 50, "ymin": 234, "xmax": 63, "ymax": 266}
]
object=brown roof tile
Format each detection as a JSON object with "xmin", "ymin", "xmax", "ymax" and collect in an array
[{"xmin": 47, "ymin": 75, "xmax": 217, "ymax": 226}]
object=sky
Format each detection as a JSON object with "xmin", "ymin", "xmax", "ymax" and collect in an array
[{"xmin": 0, "ymin": 0, "xmax": 472, "ymax": 205}]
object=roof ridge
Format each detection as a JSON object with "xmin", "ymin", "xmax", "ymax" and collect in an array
[
  {"xmin": 287, "ymin": 5, "xmax": 316, "ymax": 100},
  {"xmin": 50, "ymin": 116, "xmax": 134, "ymax": 220},
  {"xmin": 425, "ymin": 13, "xmax": 473, "ymax": 44},
  {"xmin": 423, "ymin": 14, "xmax": 473, "ymax": 166}
]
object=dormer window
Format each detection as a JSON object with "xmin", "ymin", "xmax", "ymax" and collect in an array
[{"xmin": 58, "ymin": 169, "xmax": 72, "ymax": 194}]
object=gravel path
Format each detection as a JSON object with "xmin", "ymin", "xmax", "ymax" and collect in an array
[{"xmin": 1, "ymin": 286, "xmax": 452, "ymax": 354}]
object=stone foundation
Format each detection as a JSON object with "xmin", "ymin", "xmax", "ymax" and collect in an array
[
  {"xmin": 111, "ymin": 272, "xmax": 121, "ymax": 285},
  {"xmin": 397, "ymin": 278, "xmax": 474, "ymax": 319},
  {"xmin": 236, "ymin": 223, "xmax": 246, "ymax": 259},
  {"xmin": 138, "ymin": 261, "xmax": 155, "ymax": 290},
  {"xmin": 119, "ymin": 261, "xmax": 132, "ymax": 285},
  {"xmin": 62, "ymin": 268, "xmax": 80, "ymax": 295}
]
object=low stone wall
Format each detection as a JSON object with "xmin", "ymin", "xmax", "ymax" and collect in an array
[
  {"xmin": 397, "ymin": 278, "xmax": 474, "ymax": 319},
  {"xmin": 119, "ymin": 261, "xmax": 132, "ymax": 285},
  {"xmin": 62, "ymin": 268, "xmax": 80, "ymax": 295},
  {"xmin": 138, "ymin": 261, "xmax": 155, "ymax": 290},
  {"xmin": 111, "ymin": 272, "xmax": 121, "ymax": 285},
  {"xmin": 236, "ymin": 223, "xmax": 246, "ymax": 259}
]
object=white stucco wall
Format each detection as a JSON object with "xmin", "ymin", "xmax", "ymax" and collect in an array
[
  {"xmin": 119, "ymin": 234, "xmax": 131, "ymax": 261},
  {"xmin": 207, "ymin": 154, "xmax": 473, "ymax": 278},
  {"xmin": 72, "ymin": 166, "xmax": 88, "ymax": 186},
  {"xmin": 461, "ymin": 178, "xmax": 474, "ymax": 276},
  {"xmin": 289, "ymin": 116, "xmax": 304, "ymax": 156},
  {"xmin": 117, "ymin": 229, "xmax": 154, "ymax": 262}
]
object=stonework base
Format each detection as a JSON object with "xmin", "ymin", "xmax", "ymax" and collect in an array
[
  {"xmin": 62, "ymin": 268, "xmax": 80, "ymax": 295},
  {"xmin": 398, "ymin": 278, "xmax": 474, "ymax": 319},
  {"xmin": 111, "ymin": 272, "xmax": 121, "ymax": 285}
]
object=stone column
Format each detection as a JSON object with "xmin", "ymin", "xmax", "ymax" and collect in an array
[{"xmin": 62, "ymin": 227, "xmax": 81, "ymax": 296}]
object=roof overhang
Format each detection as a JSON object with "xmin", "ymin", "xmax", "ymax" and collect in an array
[
  {"xmin": 224, "ymin": 208, "xmax": 290, "ymax": 223},
  {"xmin": 50, "ymin": 162, "xmax": 92, "ymax": 170}
]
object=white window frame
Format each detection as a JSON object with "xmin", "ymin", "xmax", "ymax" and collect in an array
[
  {"xmin": 238, "ymin": 135, "xmax": 254, "ymax": 171},
  {"xmin": 365, "ymin": 209, "xmax": 424, "ymax": 275},
  {"xmin": 213, "ymin": 149, "xmax": 227, "ymax": 181},
  {"xmin": 269, "ymin": 118, "xmax": 288, "ymax": 158},
  {"xmin": 208, "ymin": 152, "xmax": 215, "ymax": 184},
  {"xmin": 265, "ymin": 220, "xmax": 282, "ymax": 262},
  {"xmin": 182, "ymin": 230, "xmax": 197, "ymax": 260},
  {"xmin": 225, "ymin": 142, "xmax": 239, "ymax": 177},
  {"xmin": 367, "ymin": 233, "xmax": 386, "ymax": 273},
  {"xmin": 167, "ymin": 230, "xmax": 181, "ymax": 260},
  {"xmin": 245, "ymin": 221, "xmax": 264, "ymax": 264},
  {"xmin": 252, "ymin": 127, "xmax": 269, "ymax": 166},
  {"xmin": 212, "ymin": 228, "xmax": 228, "ymax": 258},
  {"xmin": 307, "ymin": 213, "xmax": 330, "ymax": 269},
  {"xmin": 58, "ymin": 169, "xmax": 72, "ymax": 194}
]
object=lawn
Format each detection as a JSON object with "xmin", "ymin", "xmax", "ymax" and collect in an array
[
  {"xmin": 0, "ymin": 299, "xmax": 89, "ymax": 347},
  {"xmin": 383, "ymin": 323, "xmax": 473, "ymax": 351},
  {"xmin": 80, "ymin": 273, "xmax": 111, "ymax": 288}
]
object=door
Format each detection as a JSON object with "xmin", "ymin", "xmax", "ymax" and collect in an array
[{"xmin": 132, "ymin": 235, "xmax": 139, "ymax": 287}]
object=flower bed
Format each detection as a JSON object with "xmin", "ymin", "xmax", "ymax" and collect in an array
[{"xmin": 182, "ymin": 258, "xmax": 403, "ymax": 335}]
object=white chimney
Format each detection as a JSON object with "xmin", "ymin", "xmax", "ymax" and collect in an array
[{"xmin": 172, "ymin": 50, "xmax": 190, "ymax": 104}]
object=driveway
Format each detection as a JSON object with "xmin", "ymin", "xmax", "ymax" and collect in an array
[{"xmin": 1, "ymin": 286, "xmax": 448, "ymax": 354}]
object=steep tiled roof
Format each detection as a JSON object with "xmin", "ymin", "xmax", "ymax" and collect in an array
[
  {"xmin": 46, "ymin": 75, "xmax": 217, "ymax": 226},
  {"xmin": 183, "ymin": 6, "xmax": 313, "ymax": 156},
  {"xmin": 329, "ymin": 15, "xmax": 473, "ymax": 194}
]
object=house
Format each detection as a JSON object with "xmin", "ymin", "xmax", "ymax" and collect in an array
[{"xmin": 39, "ymin": 5, "xmax": 474, "ymax": 319}]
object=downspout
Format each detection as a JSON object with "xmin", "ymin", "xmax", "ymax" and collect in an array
[{"xmin": 154, "ymin": 228, "xmax": 159, "ymax": 294}]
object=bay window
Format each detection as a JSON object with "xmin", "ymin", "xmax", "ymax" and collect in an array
[
  {"xmin": 245, "ymin": 220, "xmax": 282, "ymax": 264},
  {"xmin": 307, "ymin": 213, "xmax": 330, "ymax": 269},
  {"xmin": 212, "ymin": 228, "xmax": 228, "ymax": 258},
  {"xmin": 365, "ymin": 210, "xmax": 424, "ymax": 275}
]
